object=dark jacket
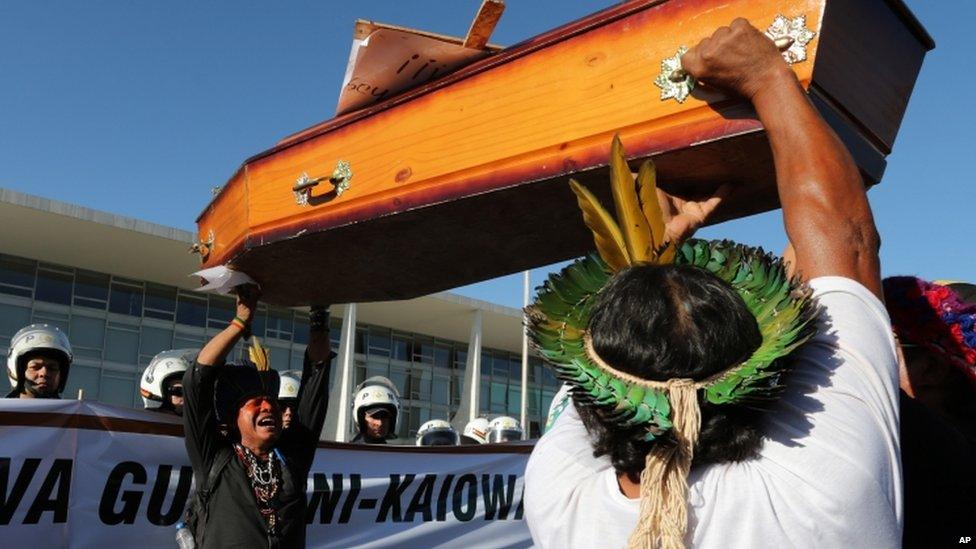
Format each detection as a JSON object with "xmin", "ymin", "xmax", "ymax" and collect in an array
[
  {"xmin": 183, "ymin": 352, "xmax": 330, "ymax": 548},
  {"xmin": 900, "ymin": 392, "xmax": 976, "ymax": 548},
  {"xmin": 4, "ymin": 388, "xmax": 59, "ymax": 399}
]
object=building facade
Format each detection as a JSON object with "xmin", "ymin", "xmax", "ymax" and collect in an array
[{"xmin": 0, "ymin": 188, "xmax": 561, "ymax": 439}]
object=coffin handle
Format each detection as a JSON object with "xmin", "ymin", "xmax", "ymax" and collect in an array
[
  {"xmin": 293, "ymin": 160, "xmax": 353, "ymax": 206},
  {"xmin": 654, "ymin": 14, "xmax": 816, "ymax": 104}
]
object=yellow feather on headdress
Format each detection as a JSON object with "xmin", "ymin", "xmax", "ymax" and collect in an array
[
  {"xmin": 249, "ymin": 337, "xmax": 270, "ymax": 372},
  {"xmin": 570, "ymin": 134, "xmax": 675, "ymax": 272}
]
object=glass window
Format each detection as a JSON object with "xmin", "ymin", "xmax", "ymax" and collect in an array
[
  {"xmin": 367, "ymin": 327, "xmax": 390, "ymax": 357},
  {"xmin": 32, "ymin": 311, "xmax": 69, "ymax": 334},
  {"xmin": 454, "ymin": 349, "xmax": 467, "ymax": 369},
  {"xmin": 70, "ymin": 316, "xmax": 105, "ymax": 358},
  {"xmin": 176, "ymin": 292, "xmax": 207, "ymax": 327},
  {"xmin": 35, "ymin": 265, "xmax": 73, "ymax": 305},
  {"xmin": 432, "ymin": 375, "xmax": 450, "ymax": 406},
  {"xmin": 0, "ymin": 255, "xmax": 35, "ymax": 297},
  {"xmin": 207, "ymin": 295, "xmax": 235, "ymax": 329},
  {"xmin": 451, "ymin": 374, "xmax": 463, "ymax": 406},
  {"xmin": 250, "ymin": 306, "xmax": 268, "ymax": 339},
  {"xmin": 413, "ymin": 338, "xmax": 434, "ymax": 364},
  {"xmin": 354, "ymin": 365, "xmax": 366, "ymax": 388},
  {"xmin": 73, "ymin": 270, "xmax": 109, "ymax": 309},
  {"xmin": 290, "ymin": 349, "xmax": 305, "ymax": 371},
  {"xmin": 491, "ymin": 381, "xmax": 507, "ymax": 410},
  {"xmin": 105, "ymin": 325, "xmax": 139, "ymax": 365},
  {"xmin": 267, "ymin": 309, "xmax": 293, "ymax": 341},
  {"xmin": 417, "ymin": 369, "xmax": 432, "ymax": 400},
  {"xmin": 509, "ymin": 357, "xmax": 522, "ymax": 381},
  {"xmin": 366, "ymin": 358, "xmax": 389, "ymax": 380},
  {"xmin": 431, "ymin": 345, "xmax": 449, "ymax": 369},
  {"xmin": 493, "ymin": 354, "xmax": 510, "ymax": 378},
  {"xmin": 144, "ymin": 283, "xmax": 177, "ymax": 320},
  {"xmin": 140, "ymin": 326, "xmax": 174, "ymax": 358},
  {"xmin": 293, "ymin": 315, "xmax": 309, "ymax": 345},
  {"xmin": 109, "ymin": 280, "xmax": 144, "ymax": 316},
  {"xmin": 392, "ymin": 335, "xmax": 410, "ymax": 361},
  {"xmin": 267, "ymin": 344, "xmax": 291, "ymax": 371},
  {"xmin": 0, "ymin": 303, "xmax": 32, "ymax": 343},
  {"xmin": 408, "ymin": 406, "xmax": 423, "ymax": 435},
  {"xmin": 389, "ymin": 366, "xmax": 409, "ymax": 397},
  {"xmin": 173, "ymin": 332, "xmax": 205, "ymax": 351},
  {"xmin": 507, "ymin": 386, "xmax": 522, "ymax": 415},
  {"xmin": 541, "ymin": 390, "xmax": 557, "ymax": 417},
  {"xmin": 479, "ymin": 379, "xmax": 490, "ymax": 411},
  {"xmin": 100, "ymin": 375, "xmax": 137, "ymax": 408},
  {"xmin": 65, "ymin": 364, "xmax": 101, "ymax": 401}
]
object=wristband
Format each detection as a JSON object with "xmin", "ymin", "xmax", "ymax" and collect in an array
[{"xmin": 230, "ymin": 318, "xmax": 248, "ymax": 331}]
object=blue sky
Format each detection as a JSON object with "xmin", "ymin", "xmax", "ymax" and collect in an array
[{"xmin": 0, "ymin": 1, "xmax": 970, "ymax": 309}]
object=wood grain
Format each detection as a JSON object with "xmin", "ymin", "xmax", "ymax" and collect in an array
[{"xmin": 195, "ymin": 0, "xmax": 930, "ymax": 305}]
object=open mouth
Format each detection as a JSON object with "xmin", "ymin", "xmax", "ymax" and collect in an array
[{"xmin": 257, "ymin": 416, "xmax": 277, "ymax": 429}]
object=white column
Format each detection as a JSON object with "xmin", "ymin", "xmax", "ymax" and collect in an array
[
  {"xmin": 451, "ymin": 309, "xmax": 483, "ymax": 432},
  {"xmin": 322, "ymin": 303, "xmax": 357, "ymax": 442},
  {"xmin": 520, "ymin": 270, "xmax": 530, "ymax": 439}
]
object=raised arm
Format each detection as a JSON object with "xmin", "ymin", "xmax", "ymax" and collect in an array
[
  {"xmin": 197, "ymin": 284, "xmax": 260, "ymax": 367},
  {"xmin": 681, "ymin": 19, "xmax": 882, "ymax": 298},
  {"xmin": 279, "ymin": 305, "xmax": 333, "ymax": 473}
]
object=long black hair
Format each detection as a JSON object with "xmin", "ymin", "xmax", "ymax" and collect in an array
[{"xmin": 578, "ymin": 263, "xmax": 764, "ymax": 476}]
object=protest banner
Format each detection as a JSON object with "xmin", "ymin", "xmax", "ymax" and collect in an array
[{"xmin": 0, "ymin": 400, "xmax": 532, "ymax": 548}]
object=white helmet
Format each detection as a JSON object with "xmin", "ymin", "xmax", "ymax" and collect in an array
[
  {"xmin": 278, "ymin": 370, "xmax": 302, "ymax": 402},
  {"xmin": 416, "ymin": 419, "xmax": 460, "ymax": 446},
  {"xmin": 7, "ymin": 324, "xmax": 73, "ymax": 395},
  {"xmin": 487, "ymin": 416, "xmax": 523, "ymax": 443},
  {"xmin": 140, "ymin": 349, "xmax": 196, "ymax": 409},
  {"xmin": 462, "ymin": 417, "xmax": 490, "ymax": 444},
  {"xmin": 351, "ymin": 376, "xmax": 401, "ymax": 438}
]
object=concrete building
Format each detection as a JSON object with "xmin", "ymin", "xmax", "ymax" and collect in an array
[{"xmin": 0, "ymin": 188, "xmax": 561, "ymax": 440}]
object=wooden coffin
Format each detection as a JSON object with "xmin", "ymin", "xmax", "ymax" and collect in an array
[{"xmin": 195, "ymin": 0, "xmax": 933, "ymax": 306}]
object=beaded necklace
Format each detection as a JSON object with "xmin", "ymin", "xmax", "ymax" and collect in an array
[{"xmin": 233, "ymin": 443, "xmax": 282, "ymax": 536}]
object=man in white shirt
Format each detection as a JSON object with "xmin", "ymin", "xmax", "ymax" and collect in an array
[{"xmin": 525, "ymin": 19, "xmax": 900, "ymax": 548}]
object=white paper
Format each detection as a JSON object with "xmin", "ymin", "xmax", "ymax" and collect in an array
[{"xmin": 191, "ymin": 265, "xmax": 258, "ymax": 294}]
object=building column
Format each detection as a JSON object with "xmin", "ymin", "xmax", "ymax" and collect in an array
[
  {"xmin": 322, "ymin": 303, "xmax": 357, "ymax": 442},
  {"xmin": 519, "ymin": 270, "xmax": 530, "ymax": 439},
  {"xmin": 451, "ymin": 309, "xmax": 482, "ymax": 432}
]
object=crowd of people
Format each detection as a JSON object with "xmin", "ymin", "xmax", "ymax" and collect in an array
[{"xmin": 4, "ymin": 18, "xmax": 975, "ymax": 549}]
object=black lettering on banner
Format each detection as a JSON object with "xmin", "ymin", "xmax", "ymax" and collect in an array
[
  {"xmin": 377, "ymin": 474, "xmax": 414, "ymax": 523},
  {"xmin": 147, "ymin": 465, "xmax": 193, "ymax": 526},
  {"xmin": 404, "ymin": 474, "xmax": 436, "ymax": 522},
  {"xmin": 0, "ymin": 457, "xmax": 41, "ymax": 525},
  {"xmin": 514, "ymin": 487, "xmax": 524, "ymax": 520},
  {"xmin": 435, "ymin": 474, "xmax": 455, "ymax": 522},
  {"xmin": 481, "ymin": 474, "xmax": 517, "ymax": 520},
  {"xmin": 338, "ymin": 474, "xmax": 361, "ymax": 525},
  {"xmin": 306, "ymin": 473, "xmax": 343, "ymax": 524},
  {"xmin": 451, "ymin": 474, "xmax": 477, "ymax": 522},
  {"xmin": 98, "ymin": 461, "xmax": 147, "ymax": 525},
  {"xmin": 23, "ymin": 459, "xmax": 72, "ymax": 524}
]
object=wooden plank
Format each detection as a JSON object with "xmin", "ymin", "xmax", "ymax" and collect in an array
[{"xmin": 463, "ymin": 0, "xmax": 506, "ymax": 50}]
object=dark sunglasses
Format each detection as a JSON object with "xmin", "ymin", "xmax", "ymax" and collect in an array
[{"xmin": 168, "ymin": 386, "xmax": 184, "ymax": 397}]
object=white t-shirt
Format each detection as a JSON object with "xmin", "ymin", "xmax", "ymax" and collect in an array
[{"xmin": 525, "ymin": 277, "xmax": 902, "ymax": 548}]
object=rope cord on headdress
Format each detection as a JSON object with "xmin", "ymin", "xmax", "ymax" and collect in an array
[{"xmin": 584, "ymin": 334, "xmax": 712, "ymax": 548}]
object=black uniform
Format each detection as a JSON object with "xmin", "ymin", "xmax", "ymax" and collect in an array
[
  {"xmin": 900, "ymin": 392, "xmax": 976, "ymax": 548},
  {"xmin": 183, "ymin": 352, "xmax": 330, "ymax": 548}
]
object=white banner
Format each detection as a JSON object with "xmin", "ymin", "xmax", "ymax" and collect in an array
[{"xmin": 0, "ymin": 400, "xmax": 533, "ymax": 548}]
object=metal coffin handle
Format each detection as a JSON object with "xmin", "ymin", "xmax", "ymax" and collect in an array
[
  {"xmin": 654, "ymin": 14, "xmax": 817, "ymax": 104},
  {"xmin": 293, "ymin": 160, "xmax": 353, "ymax": 206}
]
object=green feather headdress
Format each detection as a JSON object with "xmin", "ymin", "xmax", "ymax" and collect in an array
[{"xmin": 527, "ymin": 135, "xmax": 819, "ymax": 548}]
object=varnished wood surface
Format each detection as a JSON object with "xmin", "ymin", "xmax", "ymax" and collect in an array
[{"xmin": 195, "ymin": 0, "xmax": 931, "ymax": 305}]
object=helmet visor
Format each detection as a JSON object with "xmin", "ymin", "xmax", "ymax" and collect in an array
[
  {"xmin": 487, "ymin": 429, "xmax": 523, "ymax": 443},
  {"xmin": 418, "ymin": 430, "xmax": 460, "ymax": 446}
]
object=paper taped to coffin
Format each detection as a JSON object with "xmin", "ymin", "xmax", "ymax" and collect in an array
[{"xmin": 194, "ymin": 0, "xmax": 932, "ymax": 306}]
